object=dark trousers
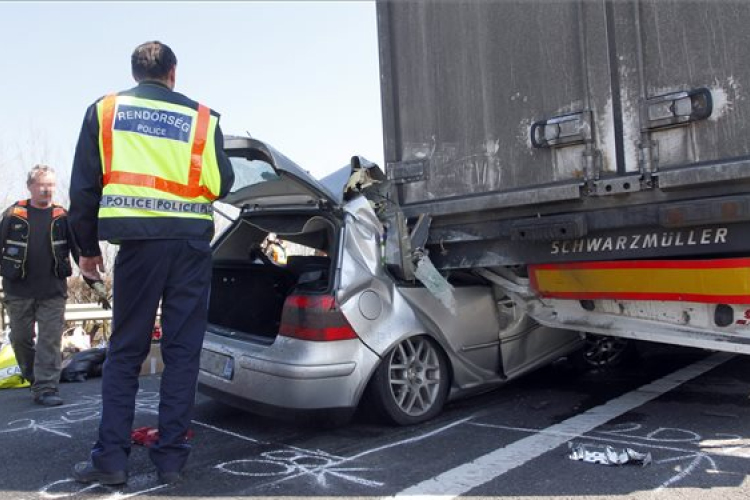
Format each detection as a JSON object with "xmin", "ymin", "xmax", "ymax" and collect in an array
[{"xmin": 91, "ymin": 239, "xmax": 211, "ymax": 474}]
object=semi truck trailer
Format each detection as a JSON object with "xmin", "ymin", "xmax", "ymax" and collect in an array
[{"xmin": 376, "ymin": 0, "xmax": 750, "ymax": 355}]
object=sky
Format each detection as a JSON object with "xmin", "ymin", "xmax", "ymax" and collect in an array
[{"xmin": 0, "ymin": 1, "xmax": 384, "ymax": 207}]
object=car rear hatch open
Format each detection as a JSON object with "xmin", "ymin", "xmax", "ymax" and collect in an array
[
  {"xmin": 221, "ymin": 136, "xmax": 340, "ymax": 209},
  {"xmin": 207, "ymin": 137, "xmax": 359, "ymax": 343}
]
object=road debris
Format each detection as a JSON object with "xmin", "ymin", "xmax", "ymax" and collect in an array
[
  {"xmin": 568, "ymin": 442, "xmax": 652, "ymax": 466},
  {"xmin": 132, "ymin": 426, "xmax": 195, "ymax": 447}
]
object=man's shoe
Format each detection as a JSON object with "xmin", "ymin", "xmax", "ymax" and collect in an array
[
  {"xmin": 158, "ymin": 470, "xmax": 183, "ymax": 485},
  {"xmin": 34, "ymin": 391, "xmax": 63, "ymax": 406},
  {"xmin": 73, "ymin": 461, "xmax": 127, "ymax": 486}
]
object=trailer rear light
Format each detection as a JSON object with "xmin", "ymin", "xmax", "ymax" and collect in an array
[{"xmin": 279, "ymin": 295, "xmax": 358, "ymax": 341}]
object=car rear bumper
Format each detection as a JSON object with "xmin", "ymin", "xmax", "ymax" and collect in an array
[{"xmin": 197, "ymin": 333, "xmax": 380, "ymax": 412}]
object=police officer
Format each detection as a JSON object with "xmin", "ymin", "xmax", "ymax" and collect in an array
[
  {"xmin": 1, "ymin": 165, "xmax": 77, "ymax": 406},
  {"xmin": 69, "ymin": 41, "xmax": 234, "ymax": 486}
]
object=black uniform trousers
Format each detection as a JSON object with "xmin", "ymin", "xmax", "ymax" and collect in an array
[{"xmin": 91, "ymin": 239, "xmax": 211, "ymax": 474}]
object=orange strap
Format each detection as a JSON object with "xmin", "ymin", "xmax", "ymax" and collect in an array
[
  {"xmin": 189, "ymin": 104, "xmax": 210, "ymax": 187},
  {"xmin": 101, "ymin": 97, "xmax": 216, "ymax": 200},
  {"xmin": 101, "ymin": 94, "xmax": 117, "ymax": 177}
]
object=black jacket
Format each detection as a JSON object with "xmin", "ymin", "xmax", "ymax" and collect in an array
[
  {"xmin": 68, "ymin": 82, "xmax": 235, "ymax": 257},
  {"xmin": 0, "ymin": 200, "xmax": 79, "ymax": 281}
]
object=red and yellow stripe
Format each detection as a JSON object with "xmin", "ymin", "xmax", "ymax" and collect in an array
[{"xmin": 529, "ymin": 258, "xmax": 750, "ymax": 304}]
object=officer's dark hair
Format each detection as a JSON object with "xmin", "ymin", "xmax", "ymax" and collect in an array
[{"xmin": 131, "ymin": 41, "xmax": 177, "ymax": 81}]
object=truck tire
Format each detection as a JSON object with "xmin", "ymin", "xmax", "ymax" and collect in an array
[
  {"xmin": 367, "ymin": 335, "xmax": 450, "ymax": 426},
  {"xmin": 572, "ymin": 334, "xmax": 638, "ymax": 370}
]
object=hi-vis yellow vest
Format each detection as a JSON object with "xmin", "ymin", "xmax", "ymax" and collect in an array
[{"xmin": 97, "ymin": 94, "xmax": 222, "ymax": 222}]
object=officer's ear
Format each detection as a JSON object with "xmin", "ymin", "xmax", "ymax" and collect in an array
[{"xmin": 167, "ymin": 66, "xmax": 176, "ymax": 90}]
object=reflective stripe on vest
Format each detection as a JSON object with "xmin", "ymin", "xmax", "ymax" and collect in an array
[
  {"xmin": 100, "ymin": 94, "xmax": 218, "ymax": 203},
  {"xmin": 100, "ymin": 195, "xmax": 213, "ymax": 215}
]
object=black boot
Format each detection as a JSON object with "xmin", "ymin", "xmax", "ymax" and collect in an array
[{"xmin": 73, "ymin": 461, "xmax": 127, "ymax": 485}]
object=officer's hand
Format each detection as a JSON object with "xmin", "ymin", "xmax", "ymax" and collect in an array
[{"xmin": 79, "ymin": 256, "xmax": 104, "ymax": 281}]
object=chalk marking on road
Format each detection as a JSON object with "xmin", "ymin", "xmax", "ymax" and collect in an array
[
  {"xmin": 217, "ymin": 449, "xmax": 384, "ymax": 487},
  {"xmin": 348, "ymin": 416, "xmax": 474, "ymax": 462},
  {"xmin": 597, "ymin": 425, "xmax": 750, "ymax": 458},
  {"xmin": 267, "ymin": 416, "xmax": 474, "ymax": 488},
  {"xmin": 39, "ymin": 479, "xmax": 102, "ymax": 498},
  {"xmin": 655, "ymin": 453, "xmax": 718, "ymax": 491},
  {"xmin": 706, "ymin": 434, "xmax": 750, "ymax": 457},
  {"xmin": 101, "ymin": 484, "xmax": 169, "ymax": 500},
  {"xmin": 3, "ymin": 391, "xmax": 162, "ymax": 442},
  {"xmin": 38, "ymin": 475, "xmax": 168, "ymax": 500},
  {"xmin": 0, "ymin": 418, "xmax": 74, "ymax": 438},
  {"xmin": 390, "ymin": 352, "xmax": 733, "ymax": 498},
  {"xmin": 191, "ymin": 419, "xmax": 260, "ymax": 443},
  {"xmin": 600, "ymin": 423, "xmax": 701, "ymax": 442}
]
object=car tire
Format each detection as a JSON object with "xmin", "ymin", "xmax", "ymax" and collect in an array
[{"xmin": 367, "ymin": 335, "xmax": 450, "ymax": 426}]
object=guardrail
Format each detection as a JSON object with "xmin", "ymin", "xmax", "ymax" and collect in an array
[
  {"xmin": 2, "ymin": 302, "xmax": 112, "ymax": 332},
  {"xmin": 61, "ymin": 303, "xmax": 113, "ymax": 322}
]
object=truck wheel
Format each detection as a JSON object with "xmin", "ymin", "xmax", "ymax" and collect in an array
[{"xmin": 367, "ymin": 335, "xmax": 450, "ymax": 426}]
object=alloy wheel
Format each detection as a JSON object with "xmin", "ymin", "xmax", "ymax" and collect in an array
[{"xmin": 387, "ymin": 336, "xmax": 443, "ymax": 417}]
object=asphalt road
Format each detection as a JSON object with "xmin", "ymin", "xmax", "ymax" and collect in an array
[{"xmin": 1, "ymin": 342, "xmax": 749, "ymax": 499}]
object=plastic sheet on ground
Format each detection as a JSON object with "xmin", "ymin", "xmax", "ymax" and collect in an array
[{"xmin": 568, "ymin": 441, "xmax": 652, "ymax": 466}]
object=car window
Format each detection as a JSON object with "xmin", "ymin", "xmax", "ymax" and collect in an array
[{"xmin": 228, "ymin": 157, "xmax": 280, "ymax": 194}]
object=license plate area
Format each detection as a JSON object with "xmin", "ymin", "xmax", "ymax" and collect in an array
[{"xmin": 200, "ymin": 349, "xmax": 234, "ymax": 380}]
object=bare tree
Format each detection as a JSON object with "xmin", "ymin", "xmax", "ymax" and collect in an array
[{"xmin": 0, "ymin": 126, "xmax": 72, "ymax": 208}]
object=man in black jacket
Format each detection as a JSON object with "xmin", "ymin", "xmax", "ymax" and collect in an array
[
  {"xmin": 1, "ymin": 165, "xmax": 78, "ymax": 406},
  {"xmin": 69, "ymin": 41, "xmax": 234, "ymax": 486}
]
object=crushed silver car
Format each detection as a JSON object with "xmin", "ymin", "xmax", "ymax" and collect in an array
[{"xmin": 197, "ymin": 137, "xmax": 582, "ymax": 425}]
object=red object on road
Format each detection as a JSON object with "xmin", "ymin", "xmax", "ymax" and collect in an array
[{"xmin": 131, "ymin": 426, "xmax": 194, "ymax": 447}]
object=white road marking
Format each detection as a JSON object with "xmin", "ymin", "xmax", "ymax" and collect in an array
[{"xmin": 392, "ymin": 352, "xmax": 733, "ymax": 498}]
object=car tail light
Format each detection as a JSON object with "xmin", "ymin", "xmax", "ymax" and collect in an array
[{"xmin": 279, "ymin": 295, "xmax": 358, "ymax": 341}]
